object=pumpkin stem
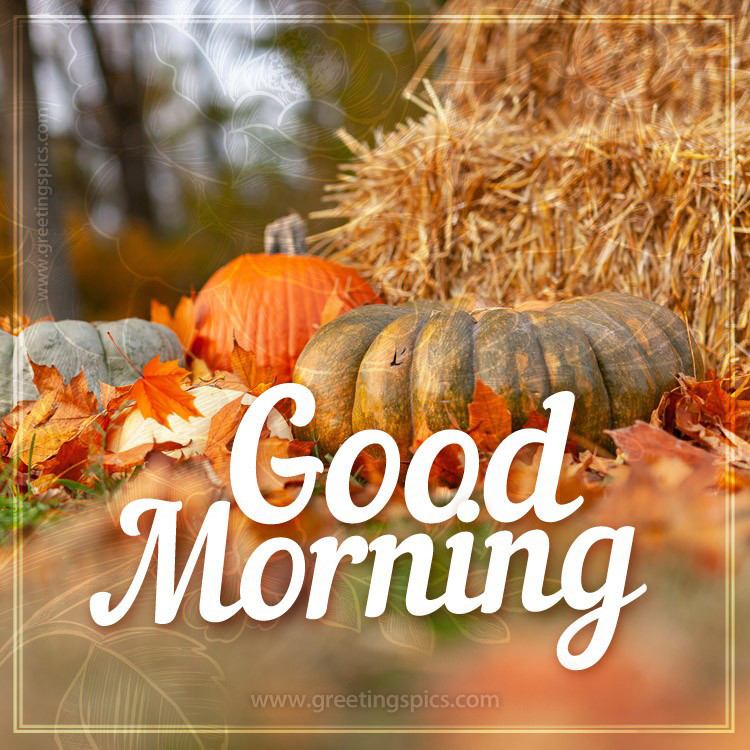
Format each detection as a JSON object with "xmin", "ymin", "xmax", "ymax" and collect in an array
[
  {"xmin": 264, "ymin": 212, "xmax": 307, "ymax": 255},
  {"xmin": 106, "ymin": 331, "xmax": 144, "ymax": 378}
]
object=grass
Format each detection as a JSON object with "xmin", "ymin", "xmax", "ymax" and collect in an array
[{"xmin": 0, "ymin": 457, "xmax": 128, "ymax": 541}]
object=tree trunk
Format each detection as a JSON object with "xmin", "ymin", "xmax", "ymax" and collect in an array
[
  {"xmin": 0, "ymin": 0, "xmax": 80, "ymax": 320},
  {"xmin": 80, "ymin": 0, "xmax": 156, "ymax": 230}
]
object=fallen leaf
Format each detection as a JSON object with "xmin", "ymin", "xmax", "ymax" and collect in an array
[
  {"xmin": 129, "ymin": 356, "xmax": 203, "ymax": 428},
  {"xmin": 522, "ymin": 410, "xmax": 549, "ymax": 431},
  {"xmin": 99, "ymin": 382, "xmax": 134, "ymax": 415},
  {"xmin": 151, "ymin": 294, "xmax": 195, "ymax": 352},
  {"xmin": 653, "ymin": 371, "xmax": 750, "ymax": 455},
  {"xmin": 32, "ymin": 436, "xmax": 93, "ymax": 490},
  {"xmin": 591, "ymin": 457, "xmax": 738, "ymax": 572},
  {"xmin": 467, "ymin": 379, "xmax": 512, "ymax": 453},
  {"xmin": 10, "ymin": 363, "xmax": 99, "ymax": 464},
  {"xmin": 189, "ymin": 357, "xmax": 213, "ymax": 384},
  {"xmin": 229, "ymin": 341, "xmax": 276, "ymax": 394},
  {"xmin": 609, "ymin": 420, "xmax": 714, "ymax": 466},
  {"xmin": 203, "ymin": 395, "xmax": 249, "ymax": 486},
  {"xmin": 500, "ymin": 445, "xmax": 604, "ymax": 506},
  {"xmin": 318, "ymin": 289, "xmax": 348, "ymax": 326},
  {"xmin": 0, "ymin": 313, "xmax": 52, "ymax": 334},
  {"xmin": 100, "ymin": 440, "xmax": 187, "ymax": 472},
  {"xmin": 256, "ymin": 438, "xmax": 313, "ymax": 495}
]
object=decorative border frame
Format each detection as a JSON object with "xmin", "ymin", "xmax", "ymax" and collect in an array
[{"xmin": 10, "ymin": 11, "xmax": 737, "ymax": 736}]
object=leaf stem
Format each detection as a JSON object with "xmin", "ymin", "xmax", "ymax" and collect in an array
[{"xmin": 106, "ymin": 332, "xmax": 144, "ymax": 378}]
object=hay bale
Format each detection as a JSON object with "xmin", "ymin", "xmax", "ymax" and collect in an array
[
  {"xmin": 412, "ymin": 0, "xmax": 748, "ymax": 127},
  {"xmin": 311, "ymin": 98, "xmax": 748, "ymax": 368}
]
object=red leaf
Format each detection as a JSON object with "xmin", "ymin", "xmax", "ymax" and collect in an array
[{"xmin": 467, "ymin": 379, "xmax": 512, "ymax": 453}]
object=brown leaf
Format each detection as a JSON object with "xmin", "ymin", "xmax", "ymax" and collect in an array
[
  {"xmin": 609, "ymin": 421, "xmax": 714, "ymax": 466},
  {"xmin": 256, "ymin": 438, "xmax": 313, "ymax": 495},
  {"xmin": 100, "ymin": 440, "xmax": 187, "ymax": 472},
  {"xmin": 501, "ymin": 445, "xmax": 604, "ymax": 506},
  {"xmin": 32, "ymin": 436, "xmax": 92, "ymax": 489},
  {"xmin": 100, "ymin": 381, "xmax": 134, "ymax": 415},
  {"xmin": 1, "ymin": 400, "xmax": 35, "ymax": 448},
  {"xmin": 11, "ymin": 364, "xmax": 99, "ymax": 465},
  {"xmin": 129, "ymin": 356, "xmax": 203, "ymax": 428},
  {"xmin": 654, "ymin": 372, "xmax": 750, "ymax": 451},
  {"xmin": 203, "ymin": 393, "xmax": 312, "ymax": 494},
  {"xmin": 203, "ymin": 395, "xmax": 249, "ymax": 486},
  {"xmin": 522, "ymin": 409, "xmax": 549, "ymax": 431},
  {"xmin": 229, "ymin": 340, "xmax": 276, "ymax": 394}
]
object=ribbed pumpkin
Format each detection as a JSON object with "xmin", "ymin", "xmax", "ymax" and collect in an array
[
  {"xmin": 293, "ymin": 292, "xmax": 704, "ymax": 454},
  {"xmin": 192, "ymin": 254, "xmax": 379, "ymax": 380}
]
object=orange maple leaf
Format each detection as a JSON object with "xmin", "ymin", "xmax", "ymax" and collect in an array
[
  {"xmin": 467, "ymin": 379, "xmax": 512, "ymax": 454},
  {"xmin": 129, "ymin": 356, "xmax": 203, "ymax": 428},
  {"xmin": 610, "ymin": 420, "xmax": 715, "ymax": 466},
  {"xmin": 151, "ymin": 294, "xmax": 196, "ymax": 352}
]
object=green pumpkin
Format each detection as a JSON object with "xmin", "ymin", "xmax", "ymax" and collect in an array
[
  {"xmin": 292, "ymin": 292, "xmax": 703, "ymax": 455},
  {"xmin": 0, "ymin": 319, "xmax": 183, "ymax": 416}
]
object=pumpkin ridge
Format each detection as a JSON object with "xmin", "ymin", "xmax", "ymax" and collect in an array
[
  {"xmin": 521, "ymin": 309, "xmax": 552, "ymax": 413},
  {"xmin": 585, "ymin": 302, "xmax": 658, "ymax": 393},
  {"xmin": 527, "ymin": 309, "xmax": 611, "ymax": 444},
  {"xmin": 406, "ymin": 312, "xmax": 432, "ymax": 452},
  {"xmin": 550, "ymin": 299, "xmax": 659, "ymax": 428},
  {"xmin": 546, "ymin": 304, "xmax": 619, "ymax": 431},
  {"xmin": 599, "ymin": 292, "xmax": 701, "ymax": 378},
  {"xmin": 410, "ymin": 309, "xmax": 476, "ymax": 438},
  {"xmin": 282, "ymin": 265, "xmax": 293, "ymax": 374},
  {"xmin": 93, "ymin": 322, "xmax": 110, "ymax": 374},
  {"xmin": 569, "ymin": 325, "xmax": 615, "ymax": 432},
  {"xmin": 588, "ymin": 295, "xmax": 684, "ymax": 396},
  {"xmin": 353, "ymin": 311, "xmax": 429, "ymax": 455},
  {"xmin": 292, "ymin": 305, "xmax": 407, "ymax": 453},
  {"xmin": 550, "ymin": 305, "xmax": 616, "ymax": 429},
  {"xmin": 473, "ymin": 308, "xmax": 551, "ymax": 429}
]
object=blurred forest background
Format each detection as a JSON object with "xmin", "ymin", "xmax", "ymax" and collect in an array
[{"xmin": 0, "ymin": 0, "xmax": 434, "ymax": 321}]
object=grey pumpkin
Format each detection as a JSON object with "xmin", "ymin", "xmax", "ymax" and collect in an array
[{"xmin": 0, "ymin": 319, "xmax": 183, "ymax": 416}]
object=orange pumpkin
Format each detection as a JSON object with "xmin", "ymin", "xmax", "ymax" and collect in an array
[{"xmin": 192, "ymin": 249, "xmax": 379, "ymax": 381}]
